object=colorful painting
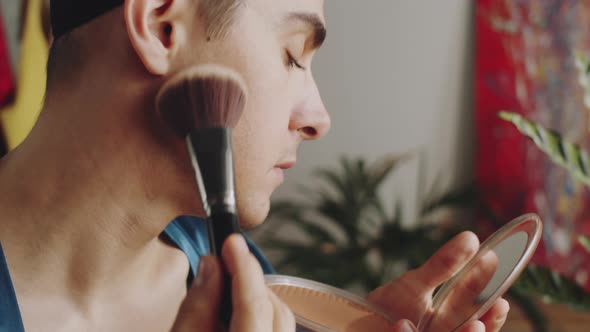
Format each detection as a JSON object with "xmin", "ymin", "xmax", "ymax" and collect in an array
[{"xmin": 476, "ymin": 0, "xmax": 590, "ymax": 290}]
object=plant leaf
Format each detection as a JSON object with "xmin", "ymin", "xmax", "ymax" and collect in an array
[
  {"xmin": 578, "ymin": 236, "xmax": 590, "ymax": 255},
  {"xmin": 499, "ymin": 111, "xmax": 590, "ymax": 187}
]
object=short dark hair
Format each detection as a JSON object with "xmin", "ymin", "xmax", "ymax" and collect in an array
[
  {"xmin": 49, "ymin": 0, "xmax": 241, "ymax": 41},
  {"xmin": 46, "ymin": 0, "xmax": 242, "ymax": 88},
  {"xmin": 50, "ymin": 0, "xmax": 123, "ymax": 41}
]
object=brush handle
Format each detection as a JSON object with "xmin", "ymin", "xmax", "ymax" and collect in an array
[
  {"xmin": 208, "ymin": 211, "xmax": 240, "ymax": 325},
  {"xmin": 208, "ymin": 211, "xmax": 241, "ymax": 255},
  {"xmin": 186, "ymin": 128, "xmax": 240, "ymax": 325}
]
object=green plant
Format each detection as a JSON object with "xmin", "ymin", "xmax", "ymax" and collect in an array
[
  {"xmin": 498, "ymin": 111, "xmax": 590, "ymax": 331},
  {"xmin": 492, "ymin": 51, "xmax": 590, "ymax": 325},
  {"xmin": 262, "ymin": 155, "xmax": 474, "ymax": 291},
  {"xmin": 513, "ymin": 264, "xmax": 590, "ymax": 310}
]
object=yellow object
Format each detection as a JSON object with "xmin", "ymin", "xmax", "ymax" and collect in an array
[{"xmin": 0, "ymin": 0, "xmax": 48, "ymax": 149}]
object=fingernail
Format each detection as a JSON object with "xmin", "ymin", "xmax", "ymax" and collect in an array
[
  {"xmin": 495, "ymin": 313, "xmax": 507, "ymax": 324},
  {"xmin": 194, "ymin": 257, "xmax": 212, "ymax": 287},
  {"xmin": 399, "ymin": 320, "xmax": 417, "ymax": 332}
]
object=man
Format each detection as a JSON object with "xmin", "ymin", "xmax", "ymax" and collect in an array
[{"xmin": 0, "ymin": 0, "xmax": 509, "ymax": 331}]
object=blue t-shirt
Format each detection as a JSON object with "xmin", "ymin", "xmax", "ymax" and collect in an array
[{"xmin": 0, "ymin": 216, "xmax": 274, "ymax": 332}]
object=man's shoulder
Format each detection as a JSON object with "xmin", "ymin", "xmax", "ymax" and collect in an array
[{"xmin": 163, "ymin": 216, "xmax": 275, "ymax": 275}]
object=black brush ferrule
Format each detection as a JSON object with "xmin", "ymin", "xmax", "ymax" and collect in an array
[{"xmin": 188, "ymin": 128, "xmax": 237, "ymax": 215}]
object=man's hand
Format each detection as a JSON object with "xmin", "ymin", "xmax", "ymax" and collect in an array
[
  {"xmin": 171, "ymin": 234, "xmax": 295, "ymax": 332},
  {"xmin": 369, "ymin": 232, "xmax": 510, "ymax": 332}
]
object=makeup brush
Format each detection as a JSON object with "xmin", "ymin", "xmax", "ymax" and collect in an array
[{"xmin": 156, "ymin": 64, "xmax": 247, "ymax": 323}]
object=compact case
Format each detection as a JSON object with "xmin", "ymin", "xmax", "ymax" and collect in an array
[{"xmin": 265, "ymin": 275, "xmax": 394, "ymax": 332}]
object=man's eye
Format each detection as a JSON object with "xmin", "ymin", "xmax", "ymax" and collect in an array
[{"xmin": 286, "ymin": 51, "xmax": 306, "ymax": 70}]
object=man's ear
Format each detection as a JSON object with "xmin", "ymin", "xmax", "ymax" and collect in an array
[{"xmin": 124, "ymin": 0, "xmax": 190, "ymax": 75}]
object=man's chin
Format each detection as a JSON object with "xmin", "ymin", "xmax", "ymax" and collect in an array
[
  {"xmin": 236, "ymin": 200, "xmax": 270, "ymax": 230},
  {"xmin": 238, "ymin": 213, "xmax": 269, "ymax": 230}
]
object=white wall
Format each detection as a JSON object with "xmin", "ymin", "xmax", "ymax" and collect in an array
[{"xmin": 272, "ymin": 1, "xmax": 475, "ymax": 226}]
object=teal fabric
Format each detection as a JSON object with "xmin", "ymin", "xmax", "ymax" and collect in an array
[
  {"xmin": 0, "ymin": 216, "xmax": 274, "ymax": 332},
  {"xmin": 0, "ymin": 241, "xmax": 24, "ymax": 332},
  {"xmin": 160, "ymin": 216, "xmax": 275, "ymax": 286}
]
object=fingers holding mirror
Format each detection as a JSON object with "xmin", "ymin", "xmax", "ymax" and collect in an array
[
  {"xmin": 425, "ymin": 250, "xmax": 499, "ymax": 331},
  {"xmin": 417, "ymin": 214, "xmax": 542, "ymax": 332}
]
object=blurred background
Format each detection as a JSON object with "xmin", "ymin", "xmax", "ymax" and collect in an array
[{"xmin": 3, "ymin": 0, "xmax": 590, "ymax": 331}]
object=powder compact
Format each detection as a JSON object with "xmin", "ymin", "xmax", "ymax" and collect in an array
[
  {"xmin": 264, "ymin": 274, "xmax": 395, "ymax": 332},
  {"xmin": 265, "ymin": 213, "xmax": 543, "ymax": 332}
]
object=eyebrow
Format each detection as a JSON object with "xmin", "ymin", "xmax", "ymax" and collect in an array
[{"xmin": 285, "ymin": 12, "xmax": 327, "ymax": 50}]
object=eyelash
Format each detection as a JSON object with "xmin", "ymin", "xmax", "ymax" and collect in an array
[{"xmin": 286, "ymin": 51, "xmax": 306, "ymax": 70}]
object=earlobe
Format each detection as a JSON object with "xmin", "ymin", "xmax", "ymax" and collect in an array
[{"xmin": 125, "ymin": 0, "xmax": 176, "ymax": 75}]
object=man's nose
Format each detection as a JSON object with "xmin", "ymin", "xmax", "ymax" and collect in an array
[{"xmin": 289, "ymin": 76, "xmax": 331, "ymax": 141}]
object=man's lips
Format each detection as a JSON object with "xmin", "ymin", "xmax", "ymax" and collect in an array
[{"xmin": 275, "ymin": 160, "xmax": 296, "ymax": 170}]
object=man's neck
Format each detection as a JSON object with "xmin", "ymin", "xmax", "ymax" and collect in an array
[{"xmin": 0, "ymin": 82, "xmax": 203, "ymax": 302}]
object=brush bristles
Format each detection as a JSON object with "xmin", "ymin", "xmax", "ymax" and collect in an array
[{"xmin": 156, "ymin": 64, "xmax": 248, "ymax": 136}]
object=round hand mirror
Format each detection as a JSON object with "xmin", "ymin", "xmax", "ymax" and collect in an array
[{"xmin": 416, "ymin": 213, "xmax": 543, "ymax": 332}]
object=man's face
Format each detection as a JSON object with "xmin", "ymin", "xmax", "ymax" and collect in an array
[{"xmin": 173, "ymin": 0, "xmax": 330, "ymax": 227}]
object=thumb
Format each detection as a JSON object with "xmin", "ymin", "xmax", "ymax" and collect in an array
[
  {"xmin": 171, "ymin": 256, "xmax": 223, "ymax": 332},
  {"xmin": 392, "ymin": 319, "xmax": 418, "ymax": 332}
]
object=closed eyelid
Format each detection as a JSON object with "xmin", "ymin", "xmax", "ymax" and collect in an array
[
  {"xmin": 283, "ymin": 12, "xmax": 327, "ymax": 50},
  {"xmin": 287, "ymin": 32, "xmax": 307, "ymax": 52},
  {"xmin": 283, "ymin": 33, "xmax": 307, "ymax": 66},
  {"xmin": 285, "ymin": 50, "xmax": 305, "ymax": 70}
]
